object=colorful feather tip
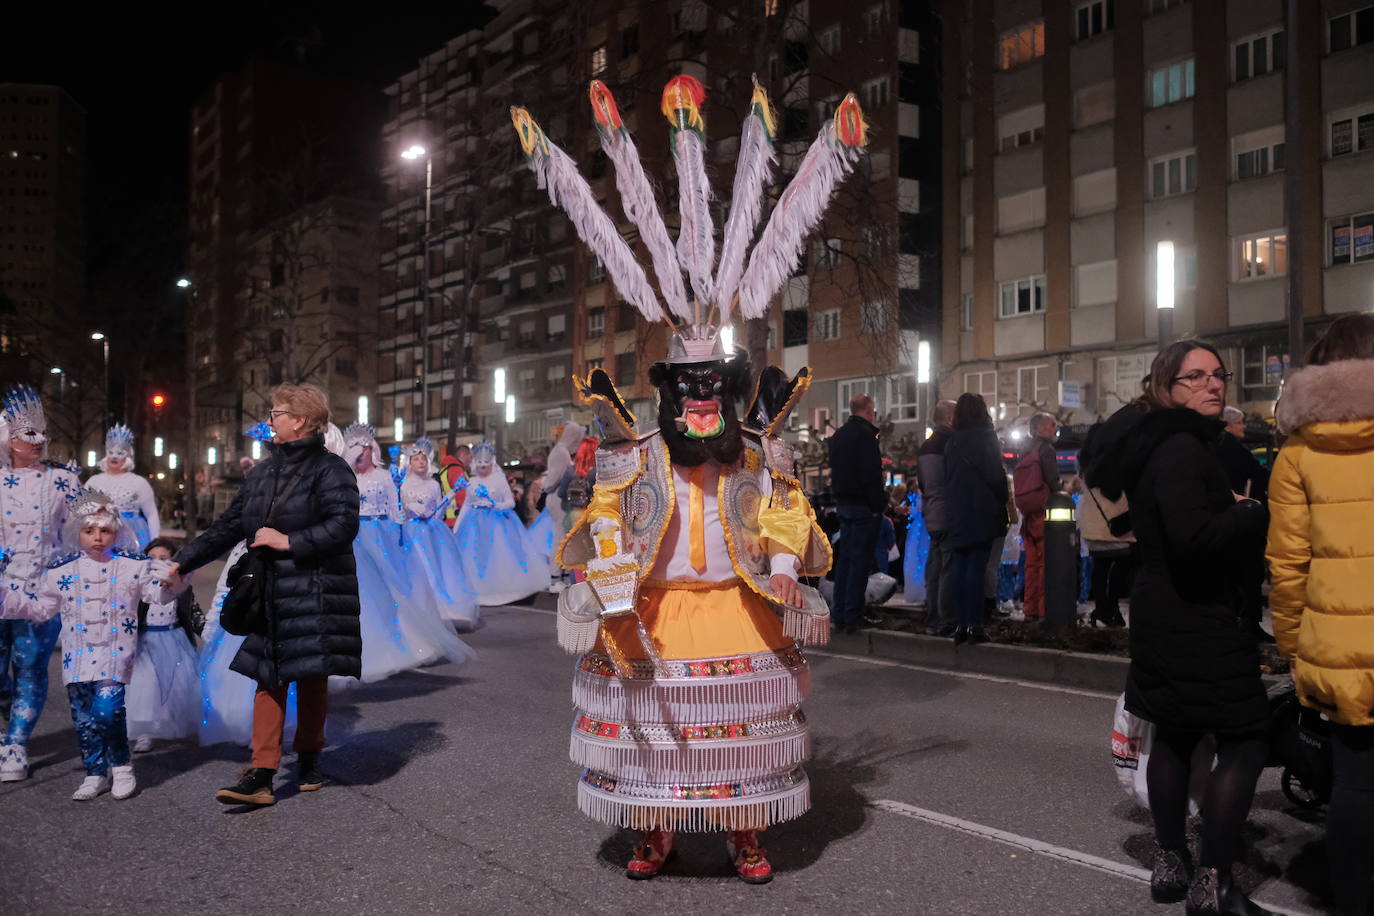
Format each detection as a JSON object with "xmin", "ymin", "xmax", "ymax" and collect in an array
[
  {"xmin": 833, "ymin": 94, "xmax": 868, "ymax": 147},
  {"xmin": 589, "ymin": 80, "xmax": 625, "ymax": 135},
  {"xmin": 509, "ymin": 107, "xmax": 550, "ymax": 158},
  {"xmin": 661, "ymin": 75, "xmax": 707, "ymax": 134}
]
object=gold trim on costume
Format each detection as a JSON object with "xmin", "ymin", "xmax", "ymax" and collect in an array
[
  {"xmin": 641, "ymin": 577, "xmax": 744, "ymax": 592},
  {"xmin": 764, "ymin": 368, "xmax": 812, "ymax": 438}
]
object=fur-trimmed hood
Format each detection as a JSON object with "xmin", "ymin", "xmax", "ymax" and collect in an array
[{"xmin": 1275, "ymin": 359, "xmax": 1374, "ymax": 440}]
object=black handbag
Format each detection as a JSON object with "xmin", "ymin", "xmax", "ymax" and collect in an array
[{"xmin": 220, "ymin": 460, "xmax": 308, "ymax": 637}]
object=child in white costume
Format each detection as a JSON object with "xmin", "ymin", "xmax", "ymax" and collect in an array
[
  {"xmin": 452, "ymin": 441, "xmax": 546, "ymax": 605},
  {"xmin": 125, "ymin": 538, "xmax": 201, "ymax": 752},
  {"xmin": 1, "ymin": 489, "xmax": 177, "ymax": 800},
  {"xmin": 85, "ymin": 424, "xmax": 160, "ymax": 550},
  {"xmin": 344, "ymin": 425, "xmax": 474, "ymax": 680},
  {"xmin": 399, "ymin": 438, "xmax": 479, "ymax": 629}
]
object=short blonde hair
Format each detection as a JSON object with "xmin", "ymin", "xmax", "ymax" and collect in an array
[{"xmin": 270, "ymin": 383, "xmax": 331, "ymax": 434}]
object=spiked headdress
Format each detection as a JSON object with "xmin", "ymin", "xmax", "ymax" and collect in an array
[
  {"xmin": 3, "ymin": 385, "xmax": 47, "ymax": 448},
  {"xmin": 342, "ymin": 423, "xmax": 382, "ymax": 470}
]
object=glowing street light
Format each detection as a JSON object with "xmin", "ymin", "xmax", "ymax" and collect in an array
[
  {"xmin": 505, "ymin": 394, "xmax": 517, "ymax": 425},
  {"xmin": 207, "ymin": 446, "xmax": 218, "ymax": 466},
  {"xmin": 154, "ymin": 436, "xmax": 164, "ymax": 457},
  {"xmin": 175, "ymin": 278, "xmax": 192, "ymax": 289},
  {"xmin": 493, "ymin": 367, "xmax": 507, "ymax": 404},
  {"xmin": 168, "ymin": 453, "xmax": 178, "ymax": 470},
  {"xmin": 86, "ymin": 450, "xmax": 98, "ymax": 467},
  {"xmin": 916, "ymin": 340, "xmax": 932, "ymax": 384},
  {"xmin": 1156, "ymin": 239, "xmax": 1175, "ymax": 346},
  {"xmin": 357, "ymin": 395, "xmax": 370, "ymax": 427},
  {"xmin": 251, "ymin": 440, "xmax": 262, "ymax": 460},
  {"xmin": 401, "ymin": 144, "xmax": 427, "ymax": 160},
  {"xmin": 394, "ymin": 417, "xmax": 405, "ymax": 443}
]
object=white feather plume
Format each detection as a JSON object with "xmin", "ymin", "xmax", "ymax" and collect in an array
[
  {"xmin": 600, "ymin": 130, "xmax": 691, "ymax": 320},
  {"xmin": 714, "ymin": 102, "xmax": 776, "ymax": 323},
  {"xmin": 671, "ymin": 129, "xmax": 716, "ymax": 308}
]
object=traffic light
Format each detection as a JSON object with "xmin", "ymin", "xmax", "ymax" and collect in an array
[{"xmin": 151, "ymin": 393, "xmax": 166, "ymax": 408}]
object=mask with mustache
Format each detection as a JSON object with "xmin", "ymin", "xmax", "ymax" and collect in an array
[{"xmin": 648, "ymin": 355, "xmax": 752, "ymax": 467}]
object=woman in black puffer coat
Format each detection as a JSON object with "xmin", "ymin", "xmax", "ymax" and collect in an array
[
  {"xmin": 1088, "ymin": 341, "xmax": 1271, "ymax": 916},
  {"xmin": 171, "ymin": 383, "xmax": 360, "ymax": 807}
]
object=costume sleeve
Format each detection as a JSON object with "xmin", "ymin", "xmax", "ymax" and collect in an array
[
  {"xmin": 486, "ymin": 474, "xmax": 516, "ymax": 511},
  {"xmin": 289, "ymin": 458, "xmax": 362, "ymax": 563},
  {"xmin": 137, "ymin": 558, "xmax": 175, "ymax": 605},
  {"xmin": 385, "ymin": 477, "xmax": 405, "ymax": 523},
  {"xmin": 3, "ymin": 567, "xmax": 59, "ymax": 622},
  {"xmin": 175, "ymin": 481, "xmax": 248, "ymax": 575},
  {"xmin": 53, "ymin": 469, "xmax": 81, "ymax": 553},
  {"xmin": 1265, "ymin": 443, "xmax": 1310, "ymax": 659},
  {"xmin": 138, "ymin": 476, "xmax": 162, "ymax": 539}
]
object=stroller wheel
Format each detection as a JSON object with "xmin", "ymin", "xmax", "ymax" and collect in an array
[{"xmin": 1281, "ymin": 767, "xmax": 1324, "ymax": 809}]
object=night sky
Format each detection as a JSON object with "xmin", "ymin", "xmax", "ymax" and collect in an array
[{"xmin": 4, "ymin": 3, "xmax": 492, "ymax": 400}]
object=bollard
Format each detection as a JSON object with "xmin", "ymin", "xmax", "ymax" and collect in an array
[{"xmin": 1043, "ymin": 491, "xmax": 1078, "ymax": 633}]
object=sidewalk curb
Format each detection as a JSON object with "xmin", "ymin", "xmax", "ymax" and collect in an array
[{"xmin": 823, "ymin": 627, "xmax": 1129, "ymax": 694}]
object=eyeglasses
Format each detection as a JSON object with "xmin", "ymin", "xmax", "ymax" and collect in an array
[
  {"xmin": 267, "ymin": 410, "xmax": 294, "ymax": 420},
  {"xmin": 1170, "ymin": 370, "xmax": 1234, "ymax": 389}
]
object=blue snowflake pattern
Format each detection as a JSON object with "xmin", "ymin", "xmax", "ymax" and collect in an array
[
  {"xmin": 2, "ymin": 475, "xmax": 18, "ymax": 489},
  {"xmin": 53, "ymin": 477, "xmax": 71, "ymax": 492},
  {"xmin": 57, "ymin": 574, "xmax": 77, "ymax": 591},
  {"xmin": 62, "ymin": 652, "xmax": 72, "ymax": 667},
  {"xmin": 121, "ymin": 618, "xmax": 136, "ymax": 634}
]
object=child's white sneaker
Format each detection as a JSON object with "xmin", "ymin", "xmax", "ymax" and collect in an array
[
  {"xmin": 111, "ymin": 764, "xmax": 137, "ymax": 800},
  {"xmin": 0, "ymin": 743, "xmax": 28, "ymax": 782},
  {"xmin": 72, "ymin": 774, "xmax": 111, "ymax": 801},
  {"xmin": 133, "ymin": 735, "xmax": 154, "ymax": 754}
]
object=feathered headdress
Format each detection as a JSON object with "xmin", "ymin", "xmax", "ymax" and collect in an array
[
  {"xmin": 403, "ymin": 437, "xmax": 436, "ymax": 473},
  {"xmin": 342, "ymin": 423, "xmax": 382, "ymax": 471},
  {"xmin": 471, "ymin": 441, "xmax": 496, "ymax": 469},
  {"xmin": 3, "ymin": 385, "xmax": 47, "ymax": 447},
  {"xmin": 511, "ymin": 77, "xmax": 867, "ymax": 368}
]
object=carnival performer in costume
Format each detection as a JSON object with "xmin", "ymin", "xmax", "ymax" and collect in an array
[
  {"xmin": 1, "ymin": 488, "xmax": 178, "ymax": 800},
  {"xmin": 0, "ymin": 385, "xmax": 81, "ymax": 782},
  {"xmin": 400, "ymin": 437, "xmax": 479, "ymax": 629},
  {"xmin": 902, "ymin": 489, "xmax": 930, "ymax": 605},
  {"xmin": 452, "ymin": 441, "xmax": 547, "ymax": 606},
  {"xmin": 538, "ymin": 423, "xmax": 584, "ymax": 586},
  {"xmin": 513, "ymin": 75, "xmax": 864, "ymax": 881},
  {"xmin": 553, "ymin": 435, "xmax": 599, "ymax": 588},
  {"xmin": 85, "ymin": 424, "xmax": 160, "ymax": 549},
  {"xmin": 344, "ymin": 424, "xmax": 473, "ymax": 680},
  {"xmin": 126, "ymin": 537, "xmax": 202, "ymax": 753}
]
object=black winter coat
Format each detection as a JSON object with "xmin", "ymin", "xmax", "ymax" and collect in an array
[
  {"xmin": 827, "ymin": 416, "xmax": 885, "ymax": 513},
  {"xmin": 1095, "ymin": 407, "xmax": 1269, "ymax": 734},
  {"xmin": 943, "ymin": 427, "xmax": 1010, "ymax": 550},
  {"xmin": 175, "ymin": 435, "xmax": 361, "ymax": 687}
]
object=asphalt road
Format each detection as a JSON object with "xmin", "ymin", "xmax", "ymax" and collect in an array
[{"xmin": 0, "ymin": 602, "xmax": 1334, "ymax": 915}]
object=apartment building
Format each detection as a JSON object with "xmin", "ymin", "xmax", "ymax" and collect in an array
[{"xmin": 941, "ymin": 0, "xmax": 1374, "ymax": 426}]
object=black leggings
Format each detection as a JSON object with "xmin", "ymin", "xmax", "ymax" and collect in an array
[
  {"xmin": 1147, "ymin": 726, "xmax": 1268, "ymax": 872},
  {"xmin": 1328, "ymin": 724, "xmax": 1374, "ymax": 916}
]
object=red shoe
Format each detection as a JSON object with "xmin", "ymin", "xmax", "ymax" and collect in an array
[
  {"xmin": 727, "ymin": 830, "xmax": 774, "ymax": 884},
  {"xmin": 625, "ymin": 829, "xmax": 674, "ymax": 880}
]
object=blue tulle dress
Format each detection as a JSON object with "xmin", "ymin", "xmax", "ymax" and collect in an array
[
  {"xmin": 400, "ymin": 474, "xmax": 480, "ymax": 629},
  {"xmin": 452, "ymin": 472, "xmax": 547, "ymax": 606},
  {"xmin": 527, "ymin": 508, "xmax": 558, "ymax": 578},
  {"xmin": 903, "ymin": 492, "xmax": 930, "ymax": 604}
]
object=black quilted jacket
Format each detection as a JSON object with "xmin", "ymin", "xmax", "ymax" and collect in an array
[{"xmin": 175, "ymin": 435, "xmax": 361, "ymax": 687}]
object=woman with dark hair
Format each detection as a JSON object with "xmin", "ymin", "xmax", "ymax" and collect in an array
[
  {"xmin": 1268, "ymin": 313, "xmax": 1374, "ymax": 916},
  {"xmin": 1088, "ymin": 340, "xmax": 1272, "ymax": 915},
  {"xmin": 169, "ymin": 383, "xmax": 361, "ymax": 807},
  {"xmin": 941, "ymin": 393, "xmax": 1008, "ymax": 645}
]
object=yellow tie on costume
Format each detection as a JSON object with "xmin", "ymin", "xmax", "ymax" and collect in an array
[{"xmin": 689, "ymin": 465, "xmax": 706, "ymax": 573}]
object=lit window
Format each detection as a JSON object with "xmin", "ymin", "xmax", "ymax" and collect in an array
[
  {"xmin": 590, "ymin": 46, "xmax": 607, "ymax": 76},
  {"xmin": 1147, "ymin": 59, "xmax": 1195, "ymax": 108},
  {"xmin": 998, "ymin": 22, "xmax": 1045, "ymax": 70},
  {"xmin": 998, "ymin": 275, "xmax": 1046, "ymax": 318},
  {"xmin": 1149, "ymin": 150, "xmax": 1196, "ymax": 199},
  {"xmin": 1329, "ymin": 212, "xmax": 1374, "ymax": 266},
  {"xmin": 1235, "ymin": 231, "xmax": 1289, "ymax": 281}
]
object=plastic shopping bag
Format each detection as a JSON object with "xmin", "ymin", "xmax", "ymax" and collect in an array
[{"xmin": 1111, "ymin": 693, "xmax": 1213, "ymax": 814}]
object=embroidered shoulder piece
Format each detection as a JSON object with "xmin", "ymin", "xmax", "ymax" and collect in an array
[
  {"xmin": 113, "ymin": 548, "xmax": 148, "ymax": 561},
  {"xmin": 760, "ymin": 434, "xmax": 798, "ymax": 482},
  {"xmin": 595, "ymin": 439, "xmax": 644, "ymax": 491},
  {"xmin": 573, "ymin": 368, "xmax": 638, "ymax": 442},
  {"xmin": 47, "ymin": 552, "xmax": 80, "ymax": 569},
  {"xmin": 744, "ymin": 365, "xmax": 812, "ymax": 438}
]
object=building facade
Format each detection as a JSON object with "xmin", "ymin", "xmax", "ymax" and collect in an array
[{"xmin": 941, "ymin": 0, "xmax": 1374, "ymax": 429}]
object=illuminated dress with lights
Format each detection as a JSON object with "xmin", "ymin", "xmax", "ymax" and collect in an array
[
  {"xmin": 902, "ymin": 490, "xmax": 929, "ymax": 605},
  {"xmin": 452, "ymin": 442, "xmax": 548, "ymax": 606},
  {"xmin": 0, "ymin": 386, "xmax": 82, "ymax": 780},
  {"xmin": 344, "ymin": 424, "xmax": 474, "ymax": 681},
  {"xmin": 511, "ymin": 77, "xmax": 866, "ymax": 881},
  {"xmin": 399, "ymin": 438, "xmax": 480, "ymax": 629},
  {"xmin": 84, "ymin": 424, "xmax": 161, "ymax": 550}
]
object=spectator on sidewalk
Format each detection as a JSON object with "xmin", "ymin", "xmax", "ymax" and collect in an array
[
  {"xmin": 1076, "ymin": 425, "xmax": 1133, "ymax": 629},
  {"xmin": 827, "ymin": 394, "xmax": 885, "ymax": 631},
  {"xmin": 917, "ymin": 400, "xmax": 957, "ymax": 636},
  {"xmin": 1215, "ymin": 406, "xmax": 1273, "ymax": 643},
  {"xmin": 943, "ymin": 394, "xmax": 1009, "ymax": 645},
  {"xmin": 1268, "ymin": 313, "xmax": 1374, "ymax": 916},
  {"xmin": 1015, "ymin": 413, "xmax": 1061, "ymax": 621}
]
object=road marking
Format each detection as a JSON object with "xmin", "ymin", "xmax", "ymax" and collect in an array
[
  {"xmin": 873, "ymin": 799, "xmax": 1314, "ymax": 916},
  {"xmin": 500, "ymin": 603, "xmax": 1117, "ymax": 700}
]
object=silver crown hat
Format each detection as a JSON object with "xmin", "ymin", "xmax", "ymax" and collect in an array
[
  {"xmin": 63, "ymin": 486, "xmax": 137, "ymax": 552},
  {"xmin": 342, "ymin": 423, "xmax": 383, "ymax": 470},
  {"xmin": 3, "ymin": 385, "xmax": 47, "ymax": 446},
  {"xmin": 403, "ymin": 437, "xmax": 436, "ymax": 469}
]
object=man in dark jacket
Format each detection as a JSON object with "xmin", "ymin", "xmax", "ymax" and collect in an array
[
  {"xmin": 827, "ymin": 394, "xmax": 885, "ymax": 630},
  {"xmin": 1215, "ymin": 407, "xmax": 1272, "ymax": 641},
  {"xmin": 916, "ymin": 400, "xmax": 956, "ymax": 635},
  {"xmin": 1020, "ymin": 413, "xmax": 1060, "ymax": 620}
]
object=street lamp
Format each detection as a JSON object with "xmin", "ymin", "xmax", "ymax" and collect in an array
[
  {"xmin": 916, "ymin": 339, "xmax": 932, "ymax": 427},
  {"xmin": 90, "ymin": 331, "xmax": 111, "ymax": 426},
  {"xmin": 176, "ymin": 278, "xmax": 192, "ymax": 289},
  {"xmin": 154, "ymin": 436, "xmax": 164, "ymax": 457},
  {"xmin": 505, "ymin": 394, "xmax": 517, "ymax": 425},
  {"xmin": 175, "ymin": 278, "xmax": 199, "ymax": 536},
  {"xmin": 357, "ymin": 395, "xmax": 369, "ymax": 426},
  {"xmin": 393, "ymin": 417, "xmax": 405, "ymax": 443},
  {"xmin": 493, "ymin": 367, "xmax": 507, "ymax": 404},
  {"xmin": 1156, "ymin": 240, "xmax": 1175, "ymax": 347},
  {"xmin": 401, "ymin": 143, "xmax": 434, "ymax": 433}
]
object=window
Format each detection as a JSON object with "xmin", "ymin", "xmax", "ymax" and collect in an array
[
  {"xmin": 816, "ymin": 309, "xmax": 842, "ymax": 341},
  {"xmin": 587, "ymin": 357, "xmax": 605, "ymax": 371},
  {"xmin": 616, "ymin": 352, "xmax": 637, "ymax": 381},
  {"xmin": 1235, "ymin": 231, "xmax": 1288, "ymax": 281},
  {"xmin": 587, "ymin": 258, "xmax": 605, "ymax": 286},
  {"xmin": 888, "ymin": 376, "xmax": 918, "ymax": 421},
  {"xmin": 1235, "ymin": 138, "xmax": 1285, "ymax": 181},
  {"xmin": 1074, "ymin": 82, "xmax": 1115, "ymax": 128},
  {"xmin": 621, "ymin": 25, "xmax": 639, "ymax": 59},
  {"xmin": 1074, "ymin": 260, "xmax": 1117, "ymax": 307},
  {"xmin": 1016, "ymin": 364, "xmax": 1050, "ymax": 409},
  {"xmin": 616, "ymin": 302, "xmax": 638, "ymax": 332},
  {"xmin": 1149, "ymin": 150, "xmax": 1196, "ymax": 198},
  {"xmin": 547, "ymin": 313, "xmax": 567, "ymax": 343},
  {"xmin": 999, "ymin": 275, "xmax": 1046, "ymax": 318},
  {"xmin": 865, "ymin": 2, "xmax": 889, "ymax": 35},
  {"xmin": 862, "ymin": 77, "xmax": 890, "ymax": 111},
  {"xmin": 520, "ymin": 368, "xmax": 537, "ymax": 393},
  {"xmin": 998, "ymin": 105, "xmax": 1045, "ymax": 152},
  {"xmin": 860, "ymin": 300, "xmax": 888, "ymax": 335},
  {"xmin": 587, "ymin": 308, "xmax": 605, "ymax": 338},
  {"xmin": 1076, "ymin": 0, "xmax": 1114, "ymax": 41},
  {"xmin": 1330, "ymin": 108, "xmax": 1374, "ymax": 157},
  {"xmin": 1241, "ymin": 344, "xmax": 1287, "ymax": 401},
  {"xmin": 997, "ymin": 188, "xmax": 1046, "ymax": 233},
  {"xmin": 961, "ymin": 294, "xmax": 974, "ymax": 331},
  {"xmin": 964, "ymin": 370, "xmax": 997, "ymax": 399},
  {"xmin": 816, "ymin": 237, "xmax": 841, "ymax": 270},
  {"xmin": 1148, "ymin": 59, "xmax": 1195, "ymax": 108},
  {"xmin": 838, "ymin": 378, "xmax": 876, "ymax": 417},
  {"xmin": 1073, "ymin": 168, "xmax": 1117, "ymax": 215},
  {"xmin": 1329, "ymin": 6, "xmax": 1374, "ymax": 53},
  {"xmin": 1330, "ymin": 212, "xmax": 1374, "ymax": 265},
  {"xmin": 818, "ymin": 24, "xmax": 841, "ymax": 55},
  {"xmin": 590, "ymin": 45, "xmax": 607, "ymax": 75},
  {"xmin": 1233, "ymin": 29, "xmax": 1285, "ymax": 82},
  {"xmin": 783, "ymin": 310, "xmax": 809, "ymax": 347},
  {"xmin": 546, "ymin": 363, "xmax": 566, "ymax": 385},
  {"xmin": 998, "ymin": 22, "xmax": 1045, "ymax": 70}
]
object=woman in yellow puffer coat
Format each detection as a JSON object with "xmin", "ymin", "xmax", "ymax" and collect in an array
[{"xmin": 1267, "ymin": 312, "xmax": 1374, "ymax": 916}]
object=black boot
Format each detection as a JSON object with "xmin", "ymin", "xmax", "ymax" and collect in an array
[
  {"xmin": 297, "ymin": 752, "xmax": 326, "ymax": 792},
  {"xmin": 215, "ymin": 767, "xmax": 276, "ymax": 806},
  {"xmin": 1090, "ymin": 607, "xmax": 1126, "ymax": 628},
  {"xmin": 1184, "ymin": 867, "xmax": 1277, "ymax": 915},
  {"xmin": 953, "ymin": 627, "xmax": 968, "ymax": 646},
  {"xmin": 1150, "ymin": 844, "xmax": 1192, "ymax": 903}
]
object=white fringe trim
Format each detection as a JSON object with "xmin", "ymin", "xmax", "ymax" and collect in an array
[
  {"xmin": 556, "ymin": 613, "xmax": 600, "ymax": 655},
  {"xmin": 569, "ymin": 727, "xmax": 810, "ymax": 784},
  {"xmin": 784, "ymin": 607, "xmax": 831, "ymax": 647},
  {"xmin": 576, "ymin": 773, "xmax": 811, "ymax": 833},
  {"xmin": 571, "ymin": 665, "xmax": 811, "ymax": 724}
]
